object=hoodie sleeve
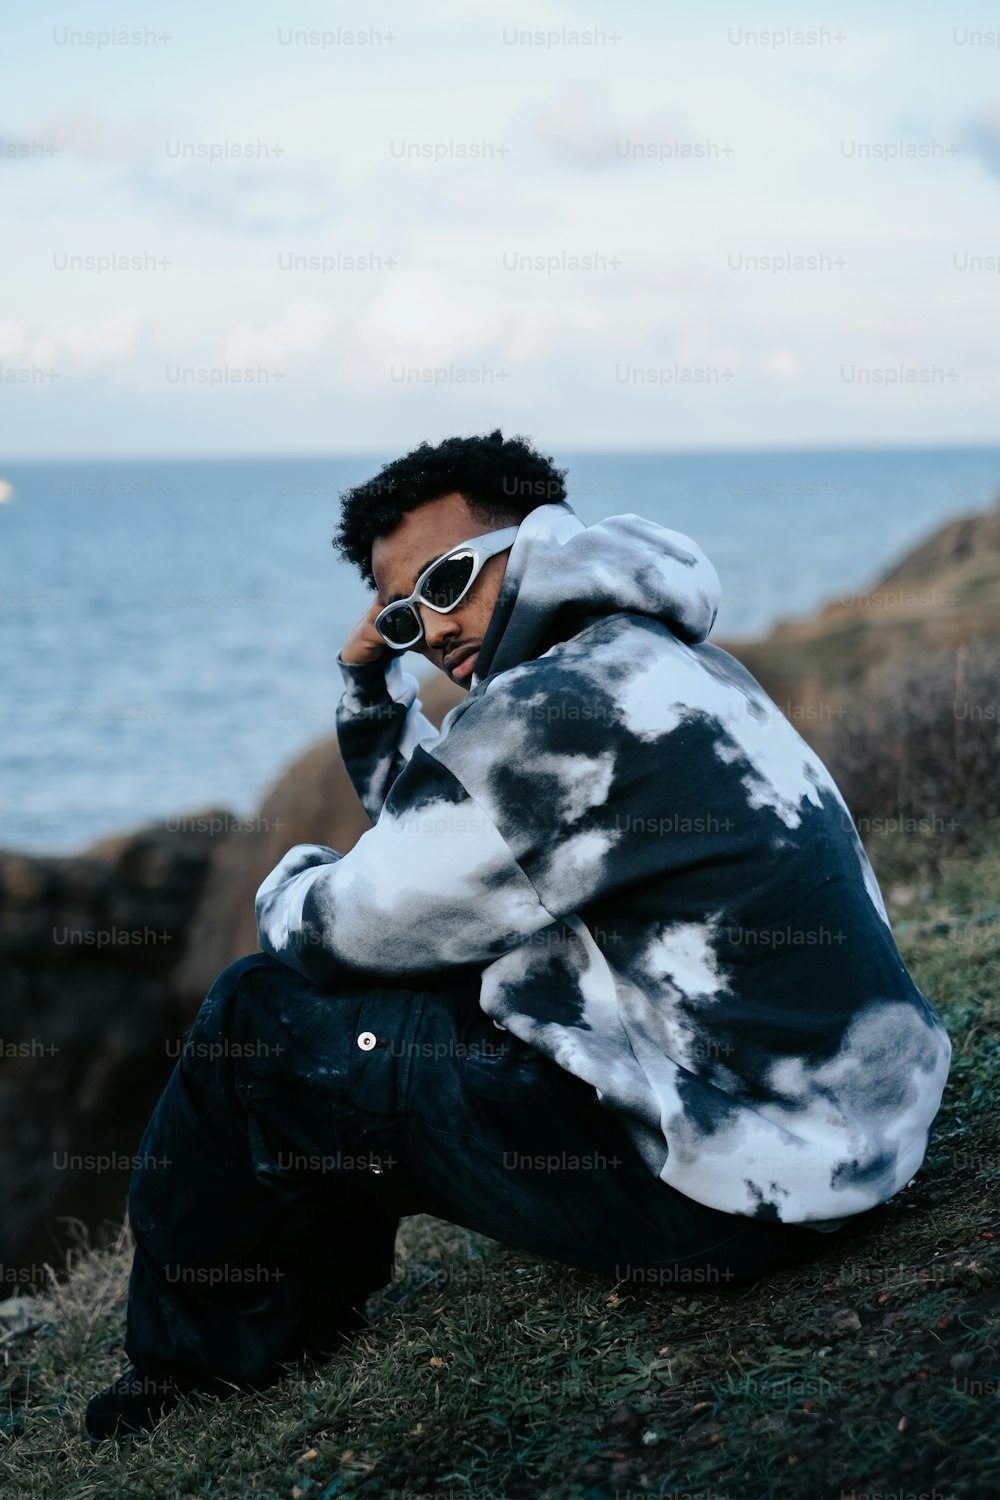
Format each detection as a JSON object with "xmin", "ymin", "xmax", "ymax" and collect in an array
[
  {"xmin": 255, "ymin": 743, "xmax": 559, "ymax": 988},
  {"xmin": 334, "ymin": 652, "xmax": 442, "ymax": 824}
]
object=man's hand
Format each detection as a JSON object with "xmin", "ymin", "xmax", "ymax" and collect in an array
[{"xmin": 340, "ymin": 595, "xmax": 390, "ymax": 666}]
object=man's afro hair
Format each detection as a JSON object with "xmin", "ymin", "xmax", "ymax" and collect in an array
[{"xmin": 333, "ymin": 429, "xmax": 568, "ymax": 589}]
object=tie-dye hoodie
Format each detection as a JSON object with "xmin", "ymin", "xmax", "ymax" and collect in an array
[{"xmin": 256, "ymin": 500, "xmax": 952, "ymax": 1228}]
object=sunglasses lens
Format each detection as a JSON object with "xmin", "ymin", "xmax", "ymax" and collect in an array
[
  {"xmin": 379, "ymin": 604, "xmax": 420, "ymax": 646},
  {"xmin": 421, "ymin": 551, "xmax": 475, "ymax": 609}
]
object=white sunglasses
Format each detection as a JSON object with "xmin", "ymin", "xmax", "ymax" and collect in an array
[{"xmin": 374, "ymin": 524, "xmax": 520, "ymax": 648}]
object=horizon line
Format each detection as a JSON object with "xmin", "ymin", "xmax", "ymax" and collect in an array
[{"xmin": 4, "ymin": 438, "xmax": 1000, "ymax": 468}]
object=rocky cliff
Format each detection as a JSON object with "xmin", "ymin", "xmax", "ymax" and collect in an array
[{"xmin": 725, "ymin": 489, "xmax": 1000, "ymax": 711}]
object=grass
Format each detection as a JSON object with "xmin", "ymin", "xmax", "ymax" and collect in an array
[{"xmin": 2, "ymin": 834, "xmax": 999, "ymax": 1500}]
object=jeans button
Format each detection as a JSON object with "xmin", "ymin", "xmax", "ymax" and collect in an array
[{"xmin": 357, "ymin": 1031, "xmax": 378, "ymax": 1052}]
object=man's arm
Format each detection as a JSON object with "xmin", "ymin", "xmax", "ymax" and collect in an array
[
  {"xmin": 255, "ymin": 743, "xmax": 559, "ymax": 988},
  {"xmin": 335, "ymin": 651, "xmax": 441, "ymax": 825},
  {"xmin": 334, "ymin": 594, "xmax": 442, "ymax": 823}
]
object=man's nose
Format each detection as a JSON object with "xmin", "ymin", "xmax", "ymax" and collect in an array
[{"xmin": 418, "ymin": 604, "xmax": 461, "ymax": 650}]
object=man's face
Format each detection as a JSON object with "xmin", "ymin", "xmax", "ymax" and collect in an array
[{"xmin": 371, "ymin": 491, "xmax": 516, "ymax": 689}]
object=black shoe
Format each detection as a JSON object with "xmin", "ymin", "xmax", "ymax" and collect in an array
[
  {"xmin": 306, "ymin": 1300, "xmax": 370, "ymax": 1357},
  {"xmin": 84, "ymin": 1363, "xmax": 236, "ymax": 1442}
]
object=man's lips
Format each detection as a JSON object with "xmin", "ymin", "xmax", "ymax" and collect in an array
[{"xmin": 447, "ymin": 646, "xmax": 479, "ymax": 681}]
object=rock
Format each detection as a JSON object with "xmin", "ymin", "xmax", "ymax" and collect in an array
[
  {"xmin": 0, "ymin": 819, "xmax": 224, "ymax": 1275},
  {"xmin": 0, "ymin": 855, "xmax": 51, "ymax": 906}
]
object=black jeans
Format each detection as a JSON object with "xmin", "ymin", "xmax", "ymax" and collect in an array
[{"xmin": 125, "ymin": 953, "xmax": 831, "ymax": 1386}]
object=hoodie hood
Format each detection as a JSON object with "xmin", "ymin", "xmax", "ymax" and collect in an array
[{"xmin": 471, "ymin": 500, "xmax": 722, "ymax": 686}]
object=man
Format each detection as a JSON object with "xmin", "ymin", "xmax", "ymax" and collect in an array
[{"xmin": 86, "ymin": 429, "xmax": 952, "ymax": 1440}]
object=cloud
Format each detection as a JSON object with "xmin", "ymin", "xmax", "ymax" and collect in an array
[
  {"xmin": 847, "ymin": 308, "xmax": 925, "ymax": 344},
  {"xmin": 963, "ymin": 102, "xmax": 1000, "ymax": 177},
  {"xmin": 0, "ymin": 319, "xmax": 24, "ymax": 357},
  {"xmin": 15, "ymin": 110, "xmax": 338, "ymax": 232},
  {"xmin": 764, "ymin": 351, "xmax": 801, "ymax": 381},
  {"xmin": 226, "ymin": 298, "xmax": 335, "ymax": 365},
  {"xmin": 526, "ymin": 80, "xmax": 701, "ymax": 170},
  {"xmin": 126, "ymin": 160, "xmax": 339, "ymax": 234},
  {"xmin": 357, "ymin": 268, "xmax": 509, "ymax": 362},
  {"xmin": 0, "ymin": 310, "xmax": 140, "ymax": 369},
  {"xmin": 61, "ymin": 308, "xmax": 140, "ymax": 366},
  {"xmin": 33, "ymin": 110, "xmax": 164, "ymax": 164}
]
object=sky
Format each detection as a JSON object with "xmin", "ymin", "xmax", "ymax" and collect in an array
[{"xmin": 2, "ymin": 0, "xmax": 1000, "ymax": 458}]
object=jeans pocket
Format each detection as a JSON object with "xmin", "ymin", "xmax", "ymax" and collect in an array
[{"xmin": 462, "ymin": 1026, "xmax": 588, "ymax": 1105}]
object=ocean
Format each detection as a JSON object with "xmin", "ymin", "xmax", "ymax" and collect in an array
[{"xmin": 2, "ymin": 446, "xmax": 998, "ymax": 855}]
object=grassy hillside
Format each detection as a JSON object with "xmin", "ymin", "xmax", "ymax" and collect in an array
[
  {"xmin": 1, "ymin": 833, "xmax": 998, "ymax": 1500},
  {"xmin": 722, "ymin": 491, "xmax": 1000, "ymax": 710}
]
